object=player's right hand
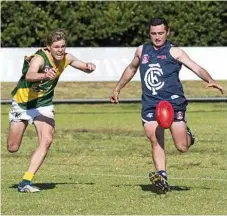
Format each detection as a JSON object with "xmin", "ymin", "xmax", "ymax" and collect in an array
[
  {"xmin": 206, "ymin": 82, "xmax": 225, "ymax": 94},
  {"xmin": 110, "ymin": 91, "xmax": 119, "ymax": 104}
]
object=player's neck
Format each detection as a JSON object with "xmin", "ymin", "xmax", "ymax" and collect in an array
[
  {"xmin": 47, "ymin": 51, "xmax": 61, "ymax": 67},
  {"xmin": 52, "ymin": 58, "xmax": 61, "ymax": 67},
  {"xmin": 152, "ymin": 41, "xmax": 167, "ymax": 50}
]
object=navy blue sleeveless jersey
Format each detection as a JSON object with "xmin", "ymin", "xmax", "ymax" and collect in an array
[{"xmin": 140, "ymin": 41, "xmax": 188, "ymax": 113}]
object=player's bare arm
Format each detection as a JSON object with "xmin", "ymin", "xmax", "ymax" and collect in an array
[
  {"xmin": 170, "ymin": 47, "xmax": 225, "ymax": 94},
  {"xmin": 25, "ymin": 55, "xmax": 57, "ymax": 82},
  {"xmin": 67, "ymin": 53, "xmax": 96, "ymax": 73},
  {"xmin": 110, "ymin": 46, "xmax": 142, "ymax": 104}
]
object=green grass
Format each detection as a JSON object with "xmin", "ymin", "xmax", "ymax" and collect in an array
[
  {"xmin": 1, "ymin": 80, "xmax": 227, "ymax": 99},
  {"xmin": 1, "ymin": 103, "xmax": 227, "ymax": 215}
]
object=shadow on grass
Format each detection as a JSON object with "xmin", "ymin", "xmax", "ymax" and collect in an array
[
  {"xmin": 9, "ymin": 182, "xmax": 95, "ymax": 191},
  {"xmin": 113, "ymin": 184, "xmax": 190, "ymax": 195},
  {"xmin": 141, "ymin": 184, "xmax": 191, "ymax": 194}
]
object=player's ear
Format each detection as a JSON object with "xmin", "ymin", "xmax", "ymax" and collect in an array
[{"xmin": 167, "ymin": 28, "xmax": 170, "ymax": 36}]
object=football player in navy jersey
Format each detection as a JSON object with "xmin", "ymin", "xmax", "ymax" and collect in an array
[{"xmin": 110, "ymin": 17, "xmax": 224, "ymax": 193}]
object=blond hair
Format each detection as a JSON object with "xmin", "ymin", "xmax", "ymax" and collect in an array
[{"xmin": 46, "ymin": 29, "xmax": 67, "ymax": 46}]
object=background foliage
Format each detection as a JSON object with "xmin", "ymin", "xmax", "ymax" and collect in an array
[{"xmin": 1, "ymin": 1, "xmax": 227, "ymax": 47}]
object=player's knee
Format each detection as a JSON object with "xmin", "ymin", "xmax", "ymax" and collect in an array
[
  {"xmin": 147, "ymin": 133, "xmax": 156, "ymax": 143},
  {"xmin": 175, "ymin": 144, "xmax": 188, "ymax": 153},
  {"xmin": 40, "ymin": 136, "xmax": 53, "ymax": 149},
  {"xmin": 151, "ymin": 141, "xmax": 160, "ymax": 149},
  {"xmin": 148, "ymin": 135, "xmax": 164, "ymax": 149},
  {"xmin": 150, "ymin": 139, "xmax": 164, "ymax": 150},
  {"xmin": 148, "ymin": 137, "xmax": 157, "ymax": 146},
  {"xmin": 7, "ymin": 142, "xmax": 20, "ymax": 153}
]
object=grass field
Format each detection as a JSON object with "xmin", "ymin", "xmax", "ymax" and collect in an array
[
  {"xmin": 1, "ymin": 102, "xmax": 227, "ymax": 215},
  {"xmin": 1, "ymin": 80, "xmax": 227, "ymax": 99}
]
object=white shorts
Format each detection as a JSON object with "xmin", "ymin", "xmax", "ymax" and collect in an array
[{"xmin": 9, "ymin": 99, "xmax": 55, "ymax": 124}]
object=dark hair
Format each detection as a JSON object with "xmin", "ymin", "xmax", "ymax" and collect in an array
[
  {"xmin": 149, "ymin": 18, "xmax": 169, "ymax": 31},
  {"xmin": 45, "ymin": 29, "xmax": 67, "ymax": 46}
]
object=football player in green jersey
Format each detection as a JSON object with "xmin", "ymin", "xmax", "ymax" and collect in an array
[{"xmin": 7, "ymin": 29, "xmax": 96, "ymax": 192}]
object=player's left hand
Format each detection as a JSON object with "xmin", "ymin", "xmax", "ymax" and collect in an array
[
  {"xmin": 206, "ymin": 82, "xmax": 225, "ymax": 94},
  {"xmin": 110, "ymin": 91, "xmax": 120, "ymax": 104},
  {"xmin": 85, "ymin": 62, "xmax": 96, "ymax": 73}
]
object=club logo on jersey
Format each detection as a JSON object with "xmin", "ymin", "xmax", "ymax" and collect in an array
[
  {"xmin": 176, "ymin": 111, "xmax": 183, "ymax": 120},
  {"xmin": 44, "ymin": 65, "xmax": 52, "ymax": 73},
  {"xmin": 141, "ymin": 54, "xmax": 149, "ymax": 64},
  {"xmin": 146, "ymin": 113, "xmax": 153, "ymax": 118},
  {"xmin": 157, "ymin": 55, "xmax": 167, "ymax": 60},
  {"xmin": 144, "ymin": 63, "xmax": 165, "ymax": 95}
]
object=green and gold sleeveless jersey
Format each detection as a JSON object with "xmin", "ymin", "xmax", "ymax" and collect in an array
[{"xmin": 11, "ymin": 48, "xmax": 69, "ymax": 109}]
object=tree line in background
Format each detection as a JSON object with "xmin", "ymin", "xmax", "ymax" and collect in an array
[{"xmin": 1, "ymin": 1, "xmax": 227, "ymax": 47}]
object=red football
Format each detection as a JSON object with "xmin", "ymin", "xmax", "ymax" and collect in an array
[{"xmin": 155, "ymin": 100, "xmax": 174, "ymax": 129}]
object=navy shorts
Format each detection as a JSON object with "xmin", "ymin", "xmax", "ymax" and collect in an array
[{"xmin": 142, "ymin": 108, "xmax": 186, "ymax": 125}]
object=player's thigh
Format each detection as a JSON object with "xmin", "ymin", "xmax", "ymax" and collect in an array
[
  {"xmin": 33, "ymin": 113, "xmax": 55, "ymax": 146},
  {"xmin": 170, "ymin": 121, "xmax": 187, "ymax": 147},
  {"xmin": 144, "ymin": 121, "xmax": 164, "ymax": 144},
  {"xmin": 7, "ymin": 121, "xmax": 28, "ymax": 148}
]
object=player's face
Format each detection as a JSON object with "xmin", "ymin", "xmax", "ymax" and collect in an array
[
  {"xmin": 149, "ymin": 24, "xmax": 169, "ymax": 49},
  {"xmin": 48, "ymin": 39, "xmax": 66, "ymax": 61}
]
